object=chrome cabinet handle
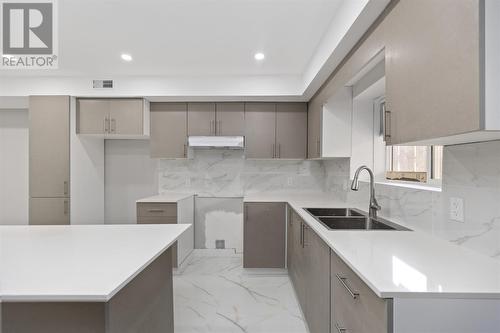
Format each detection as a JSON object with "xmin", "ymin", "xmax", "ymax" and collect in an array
[
  {"xmin": 384, "ymin": 109, "xmax": 392, "ymax": 143},
  {"xmin": 148, "ymin": 209, "xmax": 164, "ymax": 213},
  {"xmin": 63, "ymin": 200, "xmax": 69, "ymax": 215},
  {"xmin": 302, "ymin": 224, "xmax": 308, "ymax": 248},
  {"xmin": 336, "ymin": 274, "xmax": 359, "ymax": 299},
  {"xmin": 184, "ymin": 144, "xmax": 187, "ymax": 158},
  {"xmin": 335, "ymin": 323, "xmax": 347, "ymax": 333},
  {"xmin": 272, "ymin": 144, "xmax": 275, "ymax": 158},
  {"xmin": 104, "ymin": 117, "xmax": 110, "ymax": 133},
  {"xmin": 316, "ymin": 139, "xmax": 320, "ymax": 156},
  {"xmin": 63, "ymin": 181, "xmax": 69, "ymax": 196},
  {"xmin": 278, "ymin": 143, "xmax": 281, "ymax": 158},
  {"xmin": 218, "ymin": 120, "xmax": 221, "ymax": 135},
  {"xmin": 110, "ymin": 118, "xmax": 116, "ymax": 133}
]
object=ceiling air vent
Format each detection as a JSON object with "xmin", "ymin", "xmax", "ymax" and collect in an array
[{"xmin": 92, "ymin": 80, "xmax": 113, "ymax": 89}]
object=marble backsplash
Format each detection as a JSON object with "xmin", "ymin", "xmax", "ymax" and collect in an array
[
  {"xmin": 350, "ymin": 141, "xmax": 500, "ymax": 261},
  {"xmin": 158, "ymin": 149, "xmax": 350, "ymax": 198},
  {"xmin": 157, "ymin": 142, "xmax": 500, "ymax": 261}
]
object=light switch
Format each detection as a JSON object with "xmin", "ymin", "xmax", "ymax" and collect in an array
[{"xmin": 449, "ymin": 197, "xmax": 464, "ymax": 222}]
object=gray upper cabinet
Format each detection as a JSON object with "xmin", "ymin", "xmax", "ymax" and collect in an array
[
  {"xmin": 307, "ymin": 102, "xmax": 321, "ymax": 159},
  {"xmin": 187, "ymin": 102, "xmax": 216, "ymax": 136},
  {"xmin": 385, "ymin": 0, "xmax": 481, "ymax": 145},
  {"xmin": 215, "ymin": 102, "xmax": 244, "ymax": 136},
  {"xmin": 245, "ymin": 102, "xmax": 307, "ymax": 159},
  {"xmin": 76, "ymin": 98, "xmax": 149, "ymax": 138},
  {"xmin": 243, "ymin": 202, "xmax": 286, "ymax": 268},
  {"xmin": 276, "ymin": 103, "xmax": 307, "ymax": 159},
  {"xmin": 244, "ymin": 103, "xmax": 276, "ymax": 159},
  {"xmin": 29, "ymin": 96, "xmax": 70, "ymax": 198},
  {"xmin": 109, "ymin": 99, "xmax": 144, "ymax": 135},
  {"xmin": 77, "ymin": 99, "xmax": 108, "ymax": 135},
  {"xmin": 150, "ymin": 103, "xmax": 188, "ymax": 159}
]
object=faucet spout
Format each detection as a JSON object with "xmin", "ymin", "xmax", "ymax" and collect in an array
[{"xmin": 351, "ymin": 166, "xmax": 381, "ymax": 218}]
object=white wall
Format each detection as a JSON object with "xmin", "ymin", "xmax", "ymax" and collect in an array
[
  {"xmin": 105, "ymin": 140, "xmax": 159, "ymax": 224},
  {"xmin": 70, "ymin": 97, "xmax": 106, "ymax": 225},
  {"xmin": 0, "ymin": 109, "xmax": 29, "ymax": 225}
]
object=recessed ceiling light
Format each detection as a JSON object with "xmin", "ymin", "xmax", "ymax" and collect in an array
[
  {"xmin": 121, "ymin": 53, "xmax": 133, "ymax": 62},
  {"xmin": 254, "ymin": 52, "xmax": 265, "ymax": 61}
]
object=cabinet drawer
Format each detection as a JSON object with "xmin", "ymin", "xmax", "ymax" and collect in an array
[
  {"xmin": 137, "ymin": 203, "xmax": 177, "ymax": 217},
  {"xmin": 137, "ymin": 216, "xmax": 177, "ymax": 224},
  {"xmin": 331, "ymin": 252, "xmax": 391, "ymax": 333}
]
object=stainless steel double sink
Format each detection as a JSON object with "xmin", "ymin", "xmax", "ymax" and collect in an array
[{"xmin": 304, "ymin": 208, "xmax": 410, "ymax": 231}]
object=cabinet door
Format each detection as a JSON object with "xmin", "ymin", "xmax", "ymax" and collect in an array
[
  {"xmin": 77, "ymin": 99, "xmax": 108, "ymax": 134},
  {"xmin": 244, "ymin": 103, "xmax": 276, "ymax": 159},
  {"xmin": 290, "ymin": 212, "xmax": 307, "ymax": 312},
  {"xmin": 216, "ymin": 102, "xmax": 244, "ymax": 136},
  {"xmin": 304, "ymin": 227, "xmax": 330, "ymax": 333},
  {"xmin": 243, "ymin": 202, "xmax": 286, "ymax": 268},
  {"xmin": 187, "ymin": 102, "xmax": 216, "ymax": 136},
  {"xmin": 29, "ymin": 96, "xmax": 70, "ymax": 198},
  {"xmin": 331, "ymin": 251, "xmax": 389, "ymax": 333},
  {"xmin": 276, "ymin": 103, "xmax": 307, "ymax": 159},
  {"xmin": 29, "ymin": 198, "xmax": 70, "ymax": 225},
  {"xmin": 307, "ymin": 102, "xmax": 321, "ymax": 158},
  {"xmin": 385, "ymin": 0, "xmax": 480, "ymax": 144},
  {"xmin": 150, "ymin": 103, "xmax": 187, "ymax": 158},
  {"xmin": 109, "ymin": 99, "xmax": 143, "ymax": 135}
]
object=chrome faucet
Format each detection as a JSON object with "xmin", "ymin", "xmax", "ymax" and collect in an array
[{"xmin": 351, "ymin": 166, "xmax": 381, "ymax": 218}]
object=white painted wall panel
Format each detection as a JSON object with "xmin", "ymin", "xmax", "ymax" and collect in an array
[
  {"xmin": 105, "ymin": 140, "xmax": 159, "ymax": 224},
  {"xmin": 0, "ymin": 109, "xmax": 29, "ymax": 225},
  {"xmin": 70, "ymin": 97, "xmax": 105, "ymax": 224}
]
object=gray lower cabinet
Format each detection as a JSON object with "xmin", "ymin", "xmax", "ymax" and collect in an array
[
  {"xmin": 289, "ymin": 209, "xmax": 391, "ymax": 333},
  {"xmin": 137, "ymin": 202, "xmax": 178, "ymax": 267},
  {"xmin": 243, "ymin": 202, "xmax": 286, "ymax": 268},
  {"xmin": 331, "ymin": 251, "xmax": 392, "ymax": 333},
  {"xmin": 187, "ymin": 102, "xmax": 216, "ymax": 136},
  {"xmin": 289, "ymin": 209, "xmax": 330, "ymax": 333},
  {"xmin": 150, "ymin": 103, "xmax": 188, "ymax": 159},
  {"xmin": 2, "ymin": 248, "xmax": 174, "ymax": 333},
  {"xmin": 304, "ymin": 223, "xmax": 331, "ymax": 333},
  {"xmin": 29, "ymin": 198, "xmax": 70, "ymax": 225}
]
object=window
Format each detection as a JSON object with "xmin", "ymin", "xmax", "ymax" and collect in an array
[{"xmin": 386, "ymin": 145, "xmax": 443, "ymax": 183}]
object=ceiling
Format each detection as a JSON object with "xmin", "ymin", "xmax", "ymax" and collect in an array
[{"xmin": 0, "ymin": 0, "xmax": 389, "ymax": 99}]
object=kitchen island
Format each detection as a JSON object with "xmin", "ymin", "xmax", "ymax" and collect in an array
[{"xmin": 0, "ymin": 224, "xmax": 189, "ymax": 333}]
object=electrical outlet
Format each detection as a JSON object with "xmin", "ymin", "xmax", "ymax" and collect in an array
[{"xmin": 449, "ymin": 197, "xmax": 464, "ymax": 222}]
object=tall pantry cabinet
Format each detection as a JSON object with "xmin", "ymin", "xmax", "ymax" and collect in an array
[{"xmin": 29, "ymin": 96, "xmax": 71, "ymax": 225}]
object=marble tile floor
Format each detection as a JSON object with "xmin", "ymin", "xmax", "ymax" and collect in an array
[{"xmin": 173, "ymin": 249, "xmax": 308, "ymax": 333}]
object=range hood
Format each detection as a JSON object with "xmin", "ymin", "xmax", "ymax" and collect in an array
[{"xmin": 188, "ymin": 136, "xmax": 245, "ymax": 149}]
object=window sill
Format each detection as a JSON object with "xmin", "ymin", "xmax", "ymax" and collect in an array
[{"xmin": 359, "ymin": 179, "xmax": 442, "ymax": 192}]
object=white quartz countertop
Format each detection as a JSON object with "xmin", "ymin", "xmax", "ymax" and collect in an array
[
  {"xmin": 0, "ymin": 224, "xmax": 190, "ymax": 302},
  {"xmin": 243, "ymin": 193, "xmax": 500, "ymax": 299},
  {"xmin": 136, "ymin": 192, "xmax": 194, "ymax": 203}
]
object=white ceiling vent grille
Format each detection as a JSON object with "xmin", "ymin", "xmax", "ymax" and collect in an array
[{"xmin": 92, "ymin": 80, "xmax": 113, "ymax": 88}]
